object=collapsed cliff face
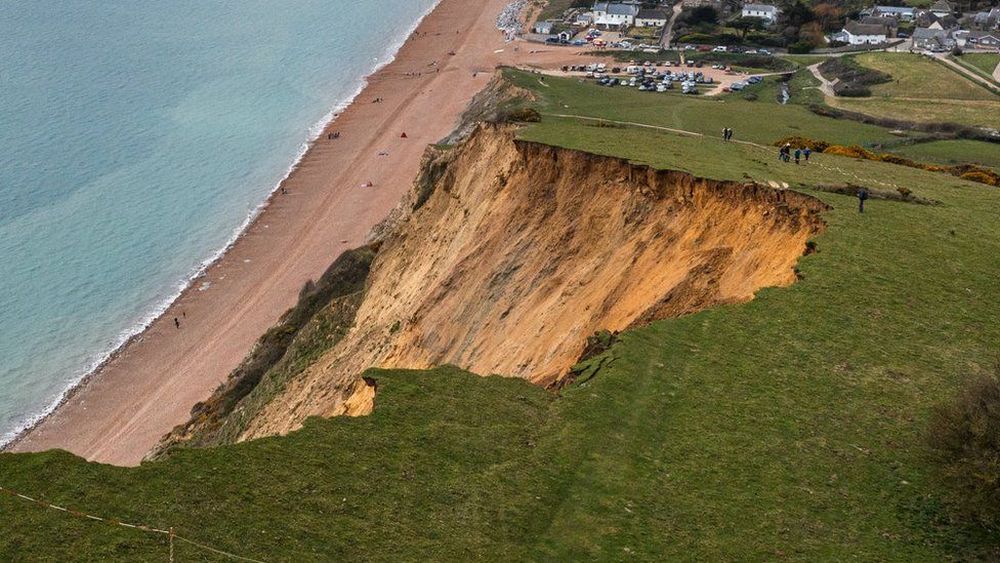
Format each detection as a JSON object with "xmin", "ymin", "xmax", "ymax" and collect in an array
[{"xmin": 236, "ymin": 125, "xmax": 828, "ymax": 441}]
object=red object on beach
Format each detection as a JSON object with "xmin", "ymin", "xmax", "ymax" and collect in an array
[{"xmin": 401, "ymin": 132, "xmax": 408, "ymax": 138}]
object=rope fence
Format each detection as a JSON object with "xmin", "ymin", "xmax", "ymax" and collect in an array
[{"xmin": 0, "ymin": 485, "xmax": 267, "ymax": 562}]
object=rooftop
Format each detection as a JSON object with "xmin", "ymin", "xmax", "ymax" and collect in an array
[
  {"xmin": 744, "ymin": 3, "xmax": 779, "ymax": 12},
  {"xmin": 636, "ymin": 8, "xmax": 668, "ymax": 19},
  {"xmin": 845, "ymin": 21, "xmax": 889, "ymax": 35}
]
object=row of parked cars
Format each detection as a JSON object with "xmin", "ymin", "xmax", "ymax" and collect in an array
[
  {"xmin": 592, "ymin": 69, "xmax": 713, "ymax": 95},
  {"xmin": 723, "ymin": 74, "xmax": 764, "ymax": 92},
  {"xmin": 562, "ymin": 59, "xmax": 732, "ymax": 75},
  {"xmin": 686, "ymin": 45, "xmax": 773, "ymax": 55}
]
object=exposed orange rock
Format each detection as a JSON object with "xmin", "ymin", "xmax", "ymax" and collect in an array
[{"xmin": 241, "ymin": 125, "xmax": 828, "ymax": 440}]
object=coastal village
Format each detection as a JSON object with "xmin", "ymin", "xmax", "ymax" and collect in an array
[{"xmin": 530, "ymin": 0, "xmax": 1000, "ymax": 52}]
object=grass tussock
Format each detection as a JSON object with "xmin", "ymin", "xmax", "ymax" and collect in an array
[{"xmin": 928, "ymin": 369, "xmax": 1000, "ymax": 531}]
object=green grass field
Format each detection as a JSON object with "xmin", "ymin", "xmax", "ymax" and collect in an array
[
  {"xmin": 2, "ymin": 69, "xmax": 999, "ymax": 561},
  {"xmin": 827, "ymin": 53, "xmax": 1000, "ymax": 130},
  {"xmin": 890, "ymin": 139, "xmax": 1000, "ymax": 172},
  {"xmin": 855, "ymin": 53, "xmax": 995, "ymax": 101},
  {"xmin": 955, "ymin": 53, "xmax": 1000, "ymax": 81}
]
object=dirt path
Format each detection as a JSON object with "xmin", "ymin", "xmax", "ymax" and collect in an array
[
  {"xmin": 993, "ymin": 60, "xmax": 1000, "ymax": 83},
  {"xmin": 661, "ymin": 3, "xmax": 684, "ymax": 49},
  {"xmin": 936, "ymin": 54, "xmax": 1000, "ymax": 91},
  {"xmin": 9, "ymin": 0, "xmax": 532, "ymax": 466},
  {"xmin": 808, "ymin": 63, "xmax": 836, "ymax": 97}
]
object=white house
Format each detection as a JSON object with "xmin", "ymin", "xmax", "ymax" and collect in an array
[
  {"xmin": 741, "ymin": 3, "xmax": 780, "ymax": 23},
  {"xmin": 593, "ymin": 2, "xmax": 640, "ymax": 28},
  {"xmin": 870, "ymin": 5, "xmax": 916, "ymax": 21},
  {"xmin": 534, "ymin": 21, "xmax": 555, "ymax": 34},
  {"xmin": 635, "ymin": 8, "xmax": 669, "ymax": 27},
  {"xmin": 831, "ymin": 21, "xmax": 889, "ymax": 45},
  {"xmin": 961, "ymin": 30, "xmax": 1000, "ymax": 48}
]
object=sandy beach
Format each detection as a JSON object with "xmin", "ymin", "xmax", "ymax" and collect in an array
[
  {"xmin": 9, "ymin": 0, "xmax": 536, "ymax": 465},
  {"xmin": 7, "ymin": 0, "xmax": 616, "ymax": 466}
]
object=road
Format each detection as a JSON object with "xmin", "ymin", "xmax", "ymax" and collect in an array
[{"xmin": 660, "ymin": 2, "xmax": 684, "ymax": 49}]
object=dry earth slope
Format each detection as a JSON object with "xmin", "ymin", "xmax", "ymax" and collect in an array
[{"xmin": 227, "ymin": 124, "xmax": 829, "ymax": 441}]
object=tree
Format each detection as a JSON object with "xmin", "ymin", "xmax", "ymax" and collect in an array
[
  {"xmin": 687, "ymin": 5, "xmax": 719, "ymax": 25},
  {"xmin": 812, "ymin": 3, "xmax": 845, "ymax": 31},
  {"xmin": 782, "ymin": 0, "xmax": 816, "ymax": 28},
  {"xmin": 731, "ymin": 16, "xmax": 766, "ymax": 38},
  {"xmin": 799, "ymin": 21, "xmax": 827, "ymax": 47}
]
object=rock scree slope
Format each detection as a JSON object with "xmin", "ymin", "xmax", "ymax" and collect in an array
[{"xmin": 218, "ymin": 124, "xmax": 830, "ymax": 442}]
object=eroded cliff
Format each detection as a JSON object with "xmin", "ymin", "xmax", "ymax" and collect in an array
[{"xmin": 218, "ymin": 124, "xmax": 828, "ymax": 441}]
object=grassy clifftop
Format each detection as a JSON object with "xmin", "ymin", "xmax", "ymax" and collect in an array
[{"xmin": 2, "ymin": 70, "xmax": 1000, "ymax": 560}]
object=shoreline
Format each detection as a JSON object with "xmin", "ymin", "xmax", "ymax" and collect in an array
[
  {"xmin": 1, "ymin": 0, "xmax": 445, "ymax": 450},
  {"xmin": 8, "ymin": 0, "xmax": 521, "ymax": 464}
]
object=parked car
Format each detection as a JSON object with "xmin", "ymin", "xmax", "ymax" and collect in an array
[{"xmin": 712, "ymin": 46, "xmax": 727, "ymax": 52}]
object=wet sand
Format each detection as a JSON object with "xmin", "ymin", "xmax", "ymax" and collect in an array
[{"xmin": 9, "ymin": 0, "xmax": 527, "ymax": 465}]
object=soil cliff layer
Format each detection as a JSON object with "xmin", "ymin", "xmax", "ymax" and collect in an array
[{"xmin": 231, "ymin": 125, "xmax": 828, "ymax": 440}]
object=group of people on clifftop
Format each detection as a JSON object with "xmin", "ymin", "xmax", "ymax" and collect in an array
[{"xmin": 778, "ymin": 143, "xmax": 811, "ymax": 165}]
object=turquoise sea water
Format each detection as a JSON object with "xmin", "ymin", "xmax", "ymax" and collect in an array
[{"xmin": 0, "ymin": 0, "xmax": 439, "ymax": 444}]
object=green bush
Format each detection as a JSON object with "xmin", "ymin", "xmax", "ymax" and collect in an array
[
  {"xmin": 927, "ymin": 370, "xmax": 1000, "ymax": 531},
  {"xmin": 788, "ymin": 41, "xmax": 815, "ymax": 54}
]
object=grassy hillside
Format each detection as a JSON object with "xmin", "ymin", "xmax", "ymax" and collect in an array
[
  {"xmin": 2, "ymin": 69, "xmax": 1000, "ymax": 560},
  {"xmin": 827, "ymin": 53, "xmax": 1000, "ymax": 130},
  {"xmin": 891, "ymin": 139, "xmax": 1000, "ymax": 172},
  {"xmin": 954, "ymin": 53, "xmax": 1000, "ymax": 81}
]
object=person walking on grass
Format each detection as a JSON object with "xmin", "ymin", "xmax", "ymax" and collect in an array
[
  {"xmin": 804, "ymin": 147, "xmax": 811, "ymax": 162},
  {"xmin": 857, "ymin": 187, "xmax": 869, "ymax": 213},
  {"xmin": 794, "ymin": 148, "xmax": 801, "ymax": 165}
]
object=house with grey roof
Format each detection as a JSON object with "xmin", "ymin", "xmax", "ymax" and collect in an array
[
  {"xmin": 861, "ymin": 15, "xmax": 898, "ymax": 36},
  {"xmin": 831, "ymin": 20, "xmax": 890, "ymax": 45},
  {"xmin": 912, "ymin": 26, "xmax": 956, "ymax": 51},
  {"xmin": 929, "ymin": 0, "xmax": 953, "ymax": 18},
  {"xmin": 971, "ymin": 7, "xmax": 1000, "ymax": 30},
  {"xmin": 635, "ymin": 8, "xmax": 669, "ymax": 27},
  {"xmin": 964, "ymin": 30, "xmax": 1000, "ymax": 48}
]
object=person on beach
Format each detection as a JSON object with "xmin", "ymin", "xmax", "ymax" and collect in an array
[{"xmin": 174, "ymin": 317, "xmax": 180, "ymax": 329}]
